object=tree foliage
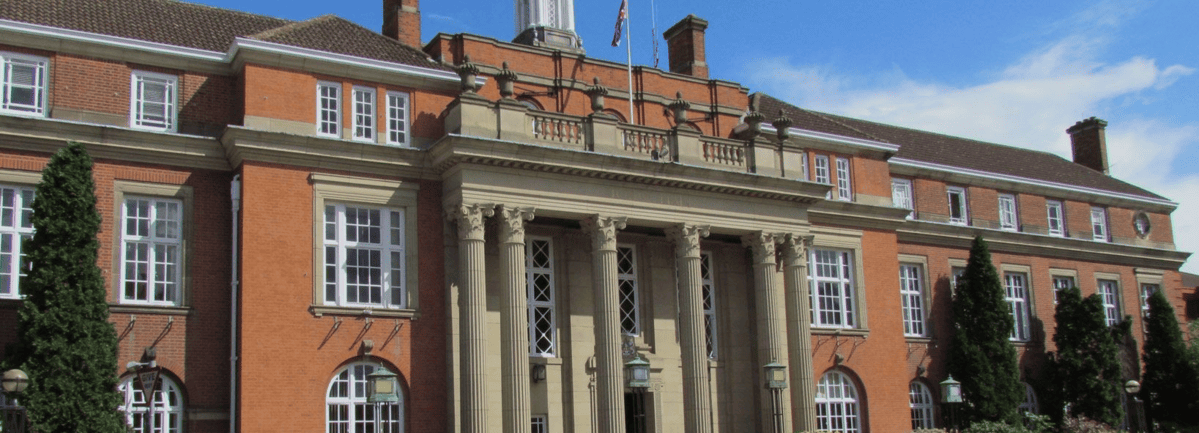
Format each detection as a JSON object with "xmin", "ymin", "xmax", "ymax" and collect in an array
[
  {"xmin": 1047, "ymin": 287, "xmax": 1126, "ymax": 427},
  {"xmin": 1142, "ymin": 290, "xmax": 1199, "ymax": 428},
  {"xmin": 948, "ymin": 236, "xmax": 1023, "ymax": 425},
  {"xmin": 11, "ymin": 142, "xmax": 125, "ymax": 432}
]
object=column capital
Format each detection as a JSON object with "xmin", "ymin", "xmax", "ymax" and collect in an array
[
  {"xmin": 665, "ymin": 224, "xmax": 710, "ymax": 259},
  {"xmin": 781, "ymin": 234, "xmax": 814, "ymax": 267},
  {"xmin": 497, "ymin": 206, "xmax": 536, "ymax": 244},
  {"xmin": 582, "ymin": 215, "xmax": 627, "ymax": 252},
  {"xmin": 447, "ymin": 202, "xmax": 496, "ymax": 241},
  {"xmin": 741, "ymin": 231, "xmax": 782, "ymax": 265}
]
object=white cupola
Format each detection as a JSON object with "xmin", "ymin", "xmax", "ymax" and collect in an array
[{"xmin": 513, "ymin": 0, "xmax": 583, "ymax": 52}]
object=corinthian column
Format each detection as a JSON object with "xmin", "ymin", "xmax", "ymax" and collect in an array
[
  {"xmin": 783, "ymin": 234, "xmax": 816, "ymax": 432},
  {"xmin": 665, "ymin": 224, "xmax": 713, "ymax": 433},
  {"xmin": 499, "ymin": 206, "xmax": 535, "ymax": 433},
  {"xmin": 742, "ymin": 232, "xmax": 793, "ymax": 433},
  {"xmin": 449, "ymin": 202, "xmax": 495, "ymax": 433},
  {"xmin": 581, "ymin": 215, "xmax": 627, "ymax": 433}
]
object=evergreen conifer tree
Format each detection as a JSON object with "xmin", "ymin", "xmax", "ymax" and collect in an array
[
  {"xmin": 11, "ymin": 142, "xmax": 125, "ymax": 432},
  {"xmin": 1142, "ymin": 290, "xmax": 1199, "ymax": 428},
  {"xmin": 1047, "ymin": 287, "xmax": 1125, "ymax": 427},
  {"xmin": 948, "ymin": 236, "xmax": 1023, "ymax": 425}
]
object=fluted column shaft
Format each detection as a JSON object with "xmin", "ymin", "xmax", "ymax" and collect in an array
[
  {"xmin": 499, "ymin": 207, "xmax": 535, "ymax": 433},
  {"xmin": 583, "ymin": 215, "xmax": 627, "ymax": 433},
  {"xmin": 743, "ymin": 232, "xmax": 793, "ymax": 433},
  {"xmin": 667, "ymin": 224, "xmax": 713, "ymax": 433},
  {"xmin": 783, "ymin": 234, "xmax": 816, "ymax": 432},
  {"xmin": 451, "ymin": 203, "xmax": 495, "ymax": 433}
]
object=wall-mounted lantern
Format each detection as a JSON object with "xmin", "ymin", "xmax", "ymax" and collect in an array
[
  {"xmin": 763, "ymin": 362, "xmax": 788, "ymax": 389},
  {"xmin": 624, "ymin": 354, "xmax": 651, "ymax": 389}
]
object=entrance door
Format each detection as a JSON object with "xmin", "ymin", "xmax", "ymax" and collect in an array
[{"xmin": 625, "ymin": 391, "xmax": 647, "ymax": 433}]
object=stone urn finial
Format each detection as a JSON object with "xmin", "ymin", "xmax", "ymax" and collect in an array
[
  {"xmin": 667, "ymin": 91, "xmax": 691, "ymax": 126},
  {"xmin": 585, "ymin": 77, "xmax": 609, "ymax": 114},
  {"xmin": 496, "ymin": 61, "xmax": 518, "ymax": 99},
  {"xmin": 744, "ymin": 110, "xmax": 765, "ymax": 138},
  {"xmin": 771, "ymin": 109, "xmax": 793, "ymax": 141},
  {"xmin": 456, "ymin": 54, "xmax": 481, "ymax": 94}
]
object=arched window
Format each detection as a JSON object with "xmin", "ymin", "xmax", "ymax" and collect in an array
[
  {"xmin": 327, "ymin": 363, "xmax": 405, "ymax": 433},
  {"xmin": 118, "ymin": 374, "xmax": 184, "ymax": 433},
  {"xmin": 909, "ymin": 381, "xmax": 936, "ymax": 429},
  {"xmin": 1019, "ymin": 382, "xmax": 1039, "ymax": 414},
  {"xmin": 816, "ymin": 370, "xmax": 861, "ymax": 433}
]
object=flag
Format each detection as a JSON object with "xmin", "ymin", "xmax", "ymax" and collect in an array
[{"xmin": 612, "ymin": 0, "xmax": 627, "ymax": 47}]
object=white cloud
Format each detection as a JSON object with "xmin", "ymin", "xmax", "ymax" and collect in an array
[{"xmin": 745, "ymin": 5, "xmax": 1199, "ymax": 274}]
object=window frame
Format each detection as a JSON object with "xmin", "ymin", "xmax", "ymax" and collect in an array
[
  {"xmin": 909, "ymin": 381, "xmax": 936, "ymax": 430},
  {"xmin": 816, "ymin": 370, "xmax": 862, "ymax": 433},
  {"xmin": 1049, "ymin": 270, "xmax": 1078, "ymax": 305},
  {"xmin": 1003, "ymin": 271, "xmax": 1032, "ymax": 342},
  {"xmin": 947, "ymin": 186, "xmax": 969, "ymax": 225},
  {"xmin": 898, "ymin": 261, "xmax": 928, "ymax": 338},
  {"xmin": 814, "ymin": 154, "xmax": 831, "ymax": 199},
  {"xmin": 1091, "ymin": 206, "xmax": 1109, "ymax": 242},
  {"xmin": 311, "ymin": 173, "xmax": 420, "ymax": 317},
  {"xmin": 527, "ymin": 236, "xmax": 557, "ymax": 357},
  {"xmin": 119, "ymin": 374, "xmax": 185, "ymax": 433},
  {"xmin": 322, "ymin": 203, "xmax": 405, "ymax": 309},
  {"xmin": 809, "ymin": 248, "xmax": 857, "ymax": 329},
  {"xmin": 351, "ymin": 86, "xmax": 376, "ymax": 143},
  {"xmin": 119, "ymin": 195, "xmax": 184, "ymax": 307},
  {"xmin": 326, "ymin": 362, "xmax": 405, "ymax": 433},
  {"xmin": 1096, "ymin": 277, "xmax": 1122, "ymax": 327},
  {"xmin": 0, "ymin": 180, "xmax": 35, "ymax": 300},
  {"xmin": 835, "ymin": 157, "xmax": 852, "ymax": 202},
  {"xmin": 385, "ymin": 91, "xmax": 411, "ymax": 147},
  {"xmin": 111, "ymin": 181, "xmax": 193, "ymax": 311},
  {"xmin": 1019, "ymin": 382, "xmax": 1039, "ymax": 414},
  {"xmin": 616, "ymin": 244, "xmax": 641, "ymax": 336},
  {"xmin": 998, "ymin": 193, "xmax": 1018, "ymax": 231},
  {"xmin": 701, "ymin": 251, "xmax": 718, "ymax": 359},
  {"xmin": 316, "ymin": 81, "xmax": 342, "ymax": 138},
  {"xmin": 801, "ymin": 151, "xmax": 810, "ymax": 181},
  {"xmin": 891, "ymin": 178, "xmax": 914, "ymax": 219},
  {"xmin": 129, "ymin": 70, "xmax": 178, "ymax": 132},
  {"xmin": 1046, "ymin": 200, "xmax": 1065, "ymax": 237},
  {"xmin": 531, "ymin": 415, "xmax": 548, "ymax": 433},
  {"xmin": 1, "ymin": 51, "xmax": 49, "ymax": 117}
]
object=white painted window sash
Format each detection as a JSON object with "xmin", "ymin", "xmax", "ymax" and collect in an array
[
  {"xmin": 891, "ymin": 178, "xmax": 913, "ymax": 219},
  {"xmin": 998, "ymin": 194, "xmax": 1018, "ymax": 231},
  {"xmin": 1004, "ymin": 272, "xmax": 1030, "ymax": 341},
  {"xmin": 909, "ymin": 382, "xmax": 936, "ymax": 429},
  {"xmin": 351, "ymin": 86, "xmax": 375, "ymax": 142},
  {"xmin": 701, "ymin": 252, "xmax": 717, "ymax": 359},
  {"xmin": 0, "ymin": 185, "xmax": 34, "ymax": 299},
  {"xmin": 1091, "ymin": 207, "xmax": 1109, "ymax": 242},
  {"xmin": 1046, "ymin": 200, "xmax": 1065, "ymax": 237},
  {"xmin": 1140, "ymin": 283, "xmax": 1159, "ymax": 318},
  {"xmin": 947, "ymin": 186, "xmax": 968, "ymax": 225},
  {"xmin": 130, "ymin": 71, "xmax": 177, "ymax": 131},
  {"xmin": 323, "ymin": 204, "xmax": 405, "ymax": 309},
  {"xmin": 1098, "ymin": 279, "xmax": 1120, "ymax": 326},
  {"xmin": 1052, "ymin": 276, "xmax": 1075, "ymax": 304},
  {"xmin": 809, "ymin": 248, "xmax": 855, "ymax": 328},
  {"xmin": 120, "ymin": 196, "xmax": 183, "ymax": 306},
  {"xmin": 1, "ymin": 52, "xmax": 48, "ymax": 116},
  {"xmin": 316, "ymin": 81, "xmax": 341, "ymax": 137},
  {"xmin": 836, "ymin": 157, "xmax": 852, "ymax": 201},
  {"xmin": 385, "ymin": 91, "xmax": 410, "ymax": 146},
  {"xmin": 617, "ymin": 245, "xmax": 640, "ymax": 336},
  {"xmin": 899, "ymin": 264, "xmax": 926, "ymax": 337}
]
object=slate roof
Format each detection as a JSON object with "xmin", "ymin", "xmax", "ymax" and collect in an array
[
  {"xmin": 755, "ymin": 93, "xmax": 1165, "ymax": 201},
  {"xmin": 0, "ymin": 0, "xmax": 448, "ymax": 71},
  {"xmin": 1183, "ymin": 272, "xmax": 1199, "ymax": 289}
]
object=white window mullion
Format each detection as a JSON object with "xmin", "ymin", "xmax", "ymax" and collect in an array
[
  {"xmin": 899, "ymin": 264, "xmax": 925, "ymax": 337},
  {"xmin": 617, "ymin": 245, "xmax": 640, "ymax": 336},
  {"xmin": 1046, "ymin": 200, "xmax": 1065, "ymax": 237},
  {"xmin": 1091, "ymin": 207, "xmax": 1109, "ymax": 242},
  {"xmin": 0, "ymin": 185, "xmax": 34, "ymax": 298},
  {"xmin": 809, "ymin": 248, "xmax": 855, "ymax": 329},
  {"xmin": 386, "ymin": 91, "xmax": 410, "ymax": 146},
  {"xmin": 121, "ymin": 197, "xmax": 182, "ymax": 306},
  {"xmin": 998, "ymin": 194, "xmax": 1018, "ymax": 231},
  {"xmin": 947, "ymin": 186, "xmax": 968, "ymax": 225},
  {"xmin": 1004, "ymin": 273, "xmax": 1030, "ymax": 341},
  {"xmin": 352, "ymin": 86, "xmax": 375, "ymax": 142},
  {"xmin": 2, "ymin": 53, "xmax": 49, "ymax": 116},
  {"xmin": 891, "ymin": 178, "xmax": 913, "ymax": 218},
  {"xmin": 325, "ymin": 203, "xmax": 405, "ymax": 309},
  {"xmin": 317, "ymin": 81, "xmax": 341, "ymax": 137},
  {"xmin": 836, "ymin": 157, "xmax": 852, "ymax": 201},
  {"xmin": 527, "ymin": 237, "xmax": 556, "ymax": 356},
  {"xmin": 130, "ymin": 71, "xmax": 177, "ymax": 131},
  {"xmin": 701, "ymin": 252, "xmax": 717, "ymax": 359},
  {"xmin": 1098, "ymin": 279, "xmax": 1120, "ymax": 326}
]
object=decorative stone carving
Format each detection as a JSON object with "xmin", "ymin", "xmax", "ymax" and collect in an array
[
  {"xmin": 497, "ymin": 206, "xmax": 535, "ymax": 244},
  {"xmin": 456, "ymin": 55, "xmax": 481, "ymax": 94},
  {"xmin": 667, "ymin": 92, "xmax": 691, "ymax": 127},
  {"xmin": 772, "ymin": 109, "xmax": 793, "ymax": 141},
  {"xmin": 585, "ymin": 77, "xmax": 609, "ymax": 114},
  {"xmin": 582, "ymin": 215, "xmax": 627, "ymax": 252},
  {"xmin": 447, "ymin": 203, "xmax": 496, "ymax": 241},
  {"xmin": 741, "ymin": 231, "xmax": 781, "ymax": 265},
  {"xmin": 781, "ymin": 233, "xmax": 813, "ymax": 267},
  {"xmin": 744, "ymin": 110, "xmax": 765, "ymax": 139},
  {"xmin": 496, "ymin": 62, "xmax": 518, "ymax": 99},
  {"xmin": 665, "ymin": 224, "xmax": 710, "ymax": 259}
]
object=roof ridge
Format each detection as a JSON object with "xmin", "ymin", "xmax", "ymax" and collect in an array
[
  {"xmin": 165, "ymin": 0, "xmax": 293, "ymax": 24},
  {"xmin": 322, "ymin": 15, "xmax": 437, "ymax": 62},
  {"xmin": 248, "ymin": 14, "xmax": 337, "ymax": 40},
  {"xmin": 815, "ymin": 109, "xmax": 1063, "ymax": 158},
  {"xmin": 796, "ymin": 105, "xmax": 889, "ymax": 143}
]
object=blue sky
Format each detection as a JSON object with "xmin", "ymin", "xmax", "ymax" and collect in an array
[{"xmin": 196, "ymin": 0, "xmax": 1197, "ymax": 274}]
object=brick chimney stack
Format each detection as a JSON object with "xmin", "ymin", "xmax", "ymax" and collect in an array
[
  {"xmin": 663, "ymin": 15, "xmax": 709, "ymax": 79},
  {"xmin": 1067, "ymin": 117, "xmax": 1110, "ymax": 175},
  {"xmin": 383, "ymin": 0, "xmax": 421, "ymax": 47}
]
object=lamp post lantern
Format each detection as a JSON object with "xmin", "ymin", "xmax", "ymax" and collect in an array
[
  {"xmin": 763, "ymin": 362, "xmax": 787, "ymax": 433},
  {"xmin": 941, "ymin": 375, "xmax": 963, "ymax": 432},
  {"xmin": 1, "ymin": 369, "xmax": 28, "ymax": 394},
  {"xmin": 367, "ymin": 367, "xmax": 400, "ymax": 404},
  {"xmin": 1124, "ymin": 380, "xmax": 1145, "ymax": 433}
]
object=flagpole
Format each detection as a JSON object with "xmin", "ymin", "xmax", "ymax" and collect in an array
[{"xmin": 625, "ymin": 1, "xmax": 635, "ymax": 125}]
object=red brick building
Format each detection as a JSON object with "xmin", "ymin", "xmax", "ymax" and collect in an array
[{"xmin": 0, "ymin": 0, "xmax": 1189, "ymax": 432}]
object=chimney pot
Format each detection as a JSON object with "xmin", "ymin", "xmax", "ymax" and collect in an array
[
  {"xmin": 663, "ymin": 15, "xmax": 709, "ymax": 78},
  {"xmin": 1066, "ymin": 116, "xmax": 1110, "ymax": 175}
]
